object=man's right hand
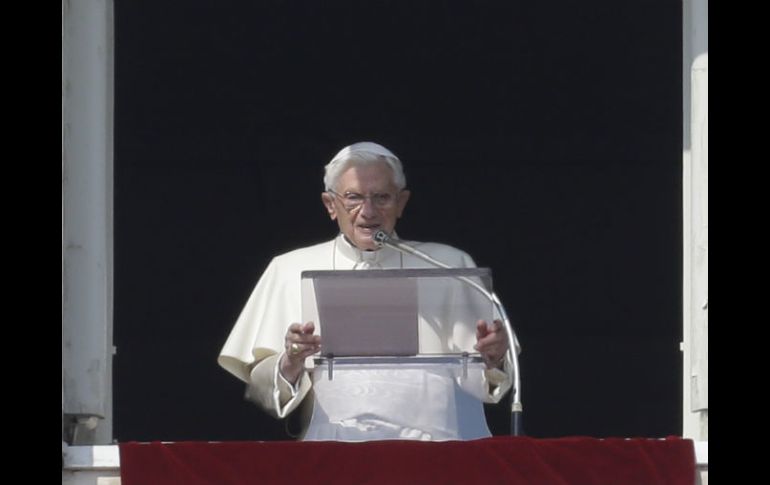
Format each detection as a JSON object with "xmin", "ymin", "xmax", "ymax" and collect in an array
[{"xmin": 279, "ymin": 322, "xmax": 321, "ymax": 384}]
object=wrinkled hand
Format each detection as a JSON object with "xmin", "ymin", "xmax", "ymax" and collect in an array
[
  {"xmin": 474, "ymin": 319, "xmax": 508, "ymax": 369},
  {"xmin": 279, "ymin": 322, "xmax": 321, "ymax": 384}
]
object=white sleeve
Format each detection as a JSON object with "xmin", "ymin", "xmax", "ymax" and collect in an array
[
  {"xmin": 245, "ymin": 353, "xmax": 312, "ymax": 418},
  {"xmin": 481, "ymin": 357, "xmax": 513, "ymax": 403},
  {"xmin": 452, "ymin": 355, "xmax": 512, "ymax": 403}
]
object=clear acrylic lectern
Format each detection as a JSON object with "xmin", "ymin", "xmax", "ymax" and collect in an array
[
  {"xmin": 301, "ymin": 268, "xmax": 495, "ymax": 372},
  {"xmin": 299, "ymin": 268, "xmax": 497, "ymax": 441}
]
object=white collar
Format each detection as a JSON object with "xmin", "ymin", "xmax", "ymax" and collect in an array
[{"xmin": 333, "ymin": 233, "xmax": 403, "ymax": 269}]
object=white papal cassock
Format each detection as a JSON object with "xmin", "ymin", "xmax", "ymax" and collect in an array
[{"xmin": 218, "ymin": 234, "xmax": 511, "ymax": 441}]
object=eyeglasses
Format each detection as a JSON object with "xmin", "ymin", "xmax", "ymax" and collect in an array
[{"xmin": 327, "ymin": 189, "xmax": 399, "ymax": 212}]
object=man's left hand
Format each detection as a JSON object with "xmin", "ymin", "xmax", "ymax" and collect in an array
[{"xmin": 474, "ymin": 319, "xmax": 508, "ymax": 369}]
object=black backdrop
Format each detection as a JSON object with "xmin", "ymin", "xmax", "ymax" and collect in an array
[{"xmin": 114, "ymin": 1, "xmax": 682, "ymax": 441}]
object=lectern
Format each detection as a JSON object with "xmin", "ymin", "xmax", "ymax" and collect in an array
[{"xmin": 300, "ymin": 268, "xmax": 499, "ymax": 441}]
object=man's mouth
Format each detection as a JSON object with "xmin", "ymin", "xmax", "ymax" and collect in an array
[{"xmin": 357, "ymin": 224, "xmax": 381, "ymax": 233}]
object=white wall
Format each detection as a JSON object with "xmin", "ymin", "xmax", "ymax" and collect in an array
[
  {"xmin": 62, "ymin": 0, "xmax": 115, "ymax": 445},
  {"xmin": 682, "ymin": 0, "xmax": 708, "ymax": 443}
]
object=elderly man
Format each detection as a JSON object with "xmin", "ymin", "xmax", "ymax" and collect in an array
[{"xmin": 218, "ymin": 142, "xmax": 511, "ymax": 441}]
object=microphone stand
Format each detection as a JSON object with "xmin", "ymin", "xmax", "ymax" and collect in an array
[{"xmin": 373, "ymin": 231, "xmax": 523, "ymax": 436}]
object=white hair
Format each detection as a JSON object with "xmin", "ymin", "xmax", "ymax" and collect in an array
[{"xmin": 323, "ymin": 141, "xmax": 407, "ymax": 191}]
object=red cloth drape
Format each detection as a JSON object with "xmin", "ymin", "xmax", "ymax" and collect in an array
[{"xmin": 119, "ymin": 436, "xmax": 695, "ymax": 485}]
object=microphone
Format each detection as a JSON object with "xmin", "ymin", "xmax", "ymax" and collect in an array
[
  {"xmin": 373, "ymin": 230, "xmax": 524, "ymax": 436},
  {"xmin": 373, "ymin": 230, "xmax": 448, "ymax": 267}
]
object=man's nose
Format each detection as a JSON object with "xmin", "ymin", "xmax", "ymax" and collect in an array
[{"xmin": 358, "ymin": 198, "xmax": 378, "ymax": 217}]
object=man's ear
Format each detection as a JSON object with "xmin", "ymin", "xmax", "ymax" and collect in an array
[
  {"xmin": 321, "ymin": 192, "xmax": 337, "ymax": 220},
  {"xmin": 396, "ymin": 190, "xmax": 411, "ymax": 218}
]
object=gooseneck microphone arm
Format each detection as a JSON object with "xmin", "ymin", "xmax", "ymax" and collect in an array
[{"xmin": 373, "ymin": 230, "xmax": 523, "ymax": 436}]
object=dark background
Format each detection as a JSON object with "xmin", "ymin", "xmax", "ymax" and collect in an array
[{"xmin": 114, "ymin": 0, "xmax": 682, "ymax": 440}]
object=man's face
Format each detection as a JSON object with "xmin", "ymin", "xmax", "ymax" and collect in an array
[{"xmin": 321, "ymin": 162, "xmax": 410, "ymax": 250}]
